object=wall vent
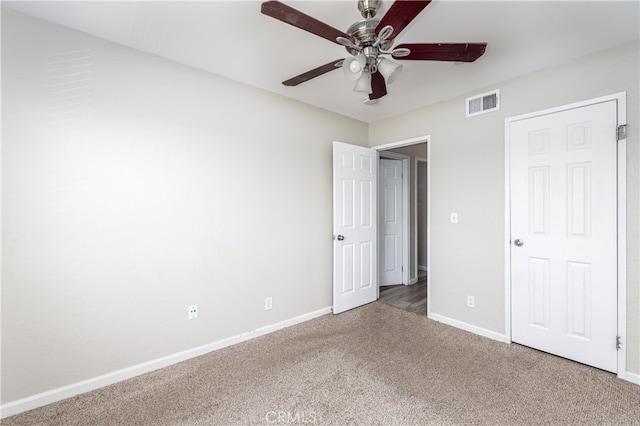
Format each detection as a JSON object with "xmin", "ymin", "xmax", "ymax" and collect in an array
[{"xmin": 466, "ymin": 89, "xmax": 500, "ymax": 117}]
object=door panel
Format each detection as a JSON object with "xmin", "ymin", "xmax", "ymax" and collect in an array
[
  {"xmin": 510, "ymin": 100, "xmax": 617, "ymax": 372},
  {"xmin": 333, "ymin": 142, "xmax": 377, "ymax": 314},
  {"xmin": 380, "ymin": 159, "xmax": 403, "ymax": 285}
]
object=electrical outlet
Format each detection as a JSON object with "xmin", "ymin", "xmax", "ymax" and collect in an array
[
  {"xmin": 466, "ymin": 296, "xmax": 475, "ymax": 308},
  {"xmin": 188, "ymin": 304, "xmax": 198, "ymax": 320},
  {"xmin": 265, "ymin": 297, "xmax": 273, "ymax": 311}
]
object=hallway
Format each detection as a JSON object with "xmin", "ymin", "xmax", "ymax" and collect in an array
[{"xmin": 379, "ymin": 275, "xmax": 427, "ymax": 315}]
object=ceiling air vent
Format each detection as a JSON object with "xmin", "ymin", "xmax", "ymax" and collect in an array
[{"xmin": 466, "ymin": 89, "xmax": 500, "ymax": 117}]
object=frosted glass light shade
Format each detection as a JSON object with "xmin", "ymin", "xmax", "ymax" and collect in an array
[
  {"xmin": 353, "ymin": 72, "xmax": 372, "ymax": 93},
  {"xmin": 342, "ymin": 55, "xmax": 366, "ymax": 80},
  {"xmin": 378, "ymin": 58, "xmax": 403, "ymax": 85}
]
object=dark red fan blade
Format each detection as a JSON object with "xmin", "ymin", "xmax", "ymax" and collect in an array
[
  {"xmin": 261, "ymin": 1, "xmax": 354, "ymax": 45},
  {"xmin": 393, "ymin": 43, "xmax": 487, "ymax": 62},
  {"xmin": 369, "ymin": 71, "xmax": 387, "ymax": 100},
  {"xmin": 376, "ymin": 1, "xmax": 431, "ymax": 39},
  {"xmin": 282, "ymin": 59, "xmax": 344, "ymax": 86}
]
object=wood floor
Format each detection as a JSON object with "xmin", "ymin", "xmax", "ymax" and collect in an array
[{"xmin": 379, "ymin": 280, "xmax": 427, "ymax": 315}]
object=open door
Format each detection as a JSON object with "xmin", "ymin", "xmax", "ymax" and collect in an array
[{"xmin": 333, "ymin": 141, "xmax": 378, "ymax": 314}]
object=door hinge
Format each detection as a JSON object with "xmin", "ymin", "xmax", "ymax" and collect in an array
[
  {"xmin": 616, "ymin": 335, "xmax": 622, "ymax": 350},
  {"xmin": 617, "ymin": 124, "xmax": 627, "ymax": 141}
]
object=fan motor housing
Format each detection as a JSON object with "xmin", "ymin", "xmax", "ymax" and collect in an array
[{"xmin": 345, "ymin": 18, "xmax": 393, "ymax": 56}]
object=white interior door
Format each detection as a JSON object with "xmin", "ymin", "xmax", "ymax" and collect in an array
[
  {"xmin": 380, "ymin": 159, "xmax": 403, "ymax": 285},
  {"xmin": 510, "ymin": 100, "xmax": 618, "ymax": 372},
  {"xmin": 333, "ymin": 141, "xmax": 378, "ymax": 314}
]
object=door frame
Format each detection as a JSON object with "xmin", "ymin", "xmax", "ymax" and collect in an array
[
  {"xmin": 504, "ymin": 92, "xmax": 627, "ymax": 379},
  {"xmin": 415, "ymin": 156, "xmax": 428, "ymax": 280},
  {"xmin": 379, "ymin": 152, "xmax": 410, "ymax": 285}
]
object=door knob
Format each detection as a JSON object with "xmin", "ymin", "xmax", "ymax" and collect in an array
[
  {"xmin": 334, "ymin": 235, "xmax": 345, "ymax": 241},
  {"xmin": 514, "ymin": 238, "xmax": 524, "ymax": 247}
]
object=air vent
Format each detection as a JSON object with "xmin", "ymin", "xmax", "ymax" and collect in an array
[{"xmin": 466, "ymin": 89, "xmax": 500, "ymax": 117}]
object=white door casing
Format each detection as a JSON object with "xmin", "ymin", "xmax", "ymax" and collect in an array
[
  {"xmin": 333, "ymin": 141, "xmax": 378, "ymax": 314},
  {"xmin": 416, "ymin": 158, "xmax": 428, "ymax": 275},
  {"xmin": 509, "ymin": 100, "xmax": 619, "ymax": 372},
  {"xmin": 380, "ymin": 159, "xmax": 403, "ymax": 286}
]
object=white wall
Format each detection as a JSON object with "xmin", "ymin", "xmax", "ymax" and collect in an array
[
  {"xmin": 1, "ymin": 9, "xmax": 368, "ymax": 404},
  {"xmin": 369, "ymin": 40, "xmax": 640, "ymax": 376}
]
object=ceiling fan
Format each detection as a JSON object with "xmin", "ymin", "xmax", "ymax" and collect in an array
[{"xmin": 261, "ymin": 0, "xmax": 487, "ymax": 104}]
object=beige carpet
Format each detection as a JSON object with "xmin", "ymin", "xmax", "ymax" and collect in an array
[{"xmin": 4, "ymin": 302, "xmax": 640, "ymax": 425}]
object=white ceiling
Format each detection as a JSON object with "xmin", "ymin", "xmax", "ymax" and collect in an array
[{"xmin": 4, "ymin": 1, "xmax": 639, "ymax": 123}]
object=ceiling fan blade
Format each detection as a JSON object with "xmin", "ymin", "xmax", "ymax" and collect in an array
[
  {"xmin": 369, "ymin": 71, "xmax": 387, "ymax": 100},
  {"xmin": 376, "ymin": 1, "xmax": 431, "ymax": 39},
  {"xmin": 282, "ymin": 59, "xmax": 344, "ymax": 86},
  {"xmin": 261, "ymin": 1, "xmax": 355, "ymax": 46},
  {"xmin": 393, "ymin": 43, "xmax": 487, "ymax": 62}
]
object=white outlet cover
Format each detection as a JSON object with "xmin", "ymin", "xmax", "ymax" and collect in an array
[
  {"xmin": 466, "ymin": 296, "xmax": 475, "ymax": 308},
  {"xmin": 188, "ymin": 304, "xmax": 198, "ymax": 320},
  {"xmin": 450, "ymin": 212, "xmax": 458, "ymax": 224}
]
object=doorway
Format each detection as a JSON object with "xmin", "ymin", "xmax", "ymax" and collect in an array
[
  {"xmin": 331, "ymin": 136, "xmax": 431, "ymax": 315},
  {"xmin": 376, "ymin": 138, "xmax": 429, "ymax": 315}
]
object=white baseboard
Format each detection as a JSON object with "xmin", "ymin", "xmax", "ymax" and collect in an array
[
  {"xmin": 428, "ymin": 312, "xmax": 506, "ymax": 343},
  {"xmin": 0, "ymin": 306, "xmax": 332, "ymax": 419},
  {"xmin": 623, "ymin": 371, "xmax": 640, "ymax": 385}
]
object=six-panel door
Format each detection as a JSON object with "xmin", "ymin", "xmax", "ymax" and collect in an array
[
  {"xmin": 510, "ymin": 101, "xmax": 618, "ymax": 372},
  {"xmin": 333, "ymin": 141, "xmax": 378, "ymax": 314}
]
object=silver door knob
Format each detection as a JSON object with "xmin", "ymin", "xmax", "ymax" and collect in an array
[
  {"xmin": 514, "ymin": 238, "xmax": 524, "ymax": 247},
  {"xmin": 335, "ymin": 235, "xmax": 345, "ymax": 241}
]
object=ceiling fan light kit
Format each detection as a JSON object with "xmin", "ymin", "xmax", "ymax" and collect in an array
[{"xmin": 261, "ymin": 0, "xmax": 487, "ymax": 104}]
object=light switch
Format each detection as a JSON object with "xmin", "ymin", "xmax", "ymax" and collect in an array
[{"xmin": 450, "ymin": 212, "xmax": 458, "ymax": 224}]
